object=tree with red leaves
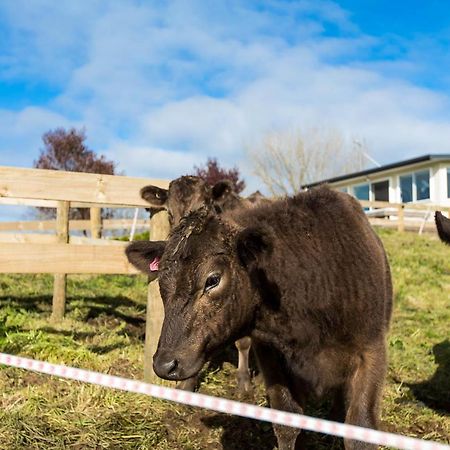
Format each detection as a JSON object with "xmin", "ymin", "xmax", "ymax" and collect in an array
[
  {"xmin": 193, "ymin": 157, "xmax": 245, "ymax": 194},
  {"xmin": 35, "ymin": 127, "xmax": 116, "ymax": 175},
  {"xmin": 34, "ymin": 127, "xmax": 119, "ymax": 219}
]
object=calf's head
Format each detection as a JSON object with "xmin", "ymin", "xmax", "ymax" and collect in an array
[
  {"xmin": 140, "ymin": 176, "xmax": 244, "ymax": 227},
  {"xmin": 140, "ymin": 176, "xmax": 212, "ymax": 227},
  {"xmin": 126, "ymin": 208, "xmax": 273, "ymax": 381}
]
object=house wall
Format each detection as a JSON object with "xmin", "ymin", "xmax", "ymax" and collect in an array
[
  {"xmin": 329, "ymin": 160, "xmax": 450, "ymax": 206},
  {"xmin": 434, "ymin": 164, "xmax": 450, "ymax": 204}
]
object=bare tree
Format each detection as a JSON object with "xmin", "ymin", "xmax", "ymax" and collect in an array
[{"xmin": 248, "ymin": 128, "xmax": 368, "ymax": 196}]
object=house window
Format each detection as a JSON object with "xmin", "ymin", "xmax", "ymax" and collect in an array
[
  {"xmin": 400, "ymin": 175, "xmax": 413, "ymax": 203},
  {"xmin": 399, "ymin": 170, "xmax": 430, "ymax": 202},
  {"xmin": 415, "ymin": 170, "xmax": 430, "ymax": 200},
  {"xmin": 372, "ymin": 180, "xmax": 389, "ymax": 202},
  {"xmin": 353, "ymin": 184, "xmax": 370, "ymax": 201},
  {"xmin": 447, "ymin": 168, "xmax": 450, "ymax": 198}
]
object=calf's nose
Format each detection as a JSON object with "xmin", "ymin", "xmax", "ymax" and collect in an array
[{"xmin": 153, "ymin": 352, "xmax": 180, "ymax": 380}]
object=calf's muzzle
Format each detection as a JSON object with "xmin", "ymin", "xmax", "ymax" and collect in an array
[
  {"xmin": 153, "ymin": 350, "xmax": 182, "ymax": 380},
  {"xmin": 153, "ymin": 349, "xmax": 203, "ymax": 381}
]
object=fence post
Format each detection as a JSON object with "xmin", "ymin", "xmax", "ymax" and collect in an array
[
  {"xmin": 52, "ymin": 201, "xmax": 69, "ymax": 321},
  {"xmin": 144, "ymin": 209, "xmax": 170, "ymax": 383},
  {"xmin": 397, "ymin": 204, "xmax": 405, "ymax": 232},
  {"xmin": 90, "ymin": 207, "xmax": 102, "ymax": 239}
]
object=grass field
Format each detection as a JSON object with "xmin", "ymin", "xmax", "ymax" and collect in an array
[{"xmin": 0, "ymin": 229, "xmax": 449, "ymax": 449}]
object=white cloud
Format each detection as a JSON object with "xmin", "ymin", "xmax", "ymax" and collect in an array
[
  {"xmin": 140, "ymin": 97, "xmax": 247, "ymax": 153},
  {"xmin": 0, "ymin": 107, "xmax": 74, "ymax": 166},
  {"xmin": 1, "ymin": 0, "xmax": 450, "ymax": 198},
  {"xmin": 106, "ymin": 143, "xmax": 202, "ymax": 180}
]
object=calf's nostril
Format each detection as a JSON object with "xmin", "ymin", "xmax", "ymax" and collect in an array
[{"xmin": 162, "ymin": 359, "xmax": 178, "ymax": 376}]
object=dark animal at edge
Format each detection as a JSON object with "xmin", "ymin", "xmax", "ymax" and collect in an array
[
  {"xmin": 127, "ymin": 186, "xmax": 393, "ymax": 449},
  {"xmin": 435, "ymin": 211, "xmax": 450, "ymax": 244},
  {"xmin": 139, "ymin": 176, "xmax": 267, "ymax": 392}
]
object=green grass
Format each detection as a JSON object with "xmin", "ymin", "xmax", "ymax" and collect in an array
[{"xmin": 0, "ymin": 229, "xmax": 449, "ymax": 449}]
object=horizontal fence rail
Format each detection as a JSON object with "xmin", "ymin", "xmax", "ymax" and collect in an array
[
  {"xmin": 0, "ymin": 242, "xmax": 138, "ymax": 274},
  {"xmin": 368, "ymin": 218, "xmax": 437, "ymax": 231},
  {"xmin": 0, "ymin": 218, "xmax": 149, "ymax": 232},
  {"xmin": 0, "ymin": 166, "xmax": 169, "ymax": 207},
  {"xmin": 0, "ymin": 232, "xmax": 130, "ymax": 245},
  {"xmin": 0, "ymin": 196, "xmax": 153, "ymax": 209},
  {"xmin": 359, "ymin": 199, "xmax": 450, "ymax": 211}
]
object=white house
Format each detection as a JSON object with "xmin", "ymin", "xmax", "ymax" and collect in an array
[{"xmin": 303, "ymin": 154, "xmax": 450, "ymax": 207}]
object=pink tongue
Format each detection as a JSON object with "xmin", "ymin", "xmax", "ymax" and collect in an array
[{"xmin": 149, "ymin": 257, "xmax": 160, "ymax": 272}]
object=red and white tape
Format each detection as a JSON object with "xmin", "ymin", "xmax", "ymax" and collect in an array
[{"xmin": 0, "ymin": 352, "xmax": 448, "ymax": 450}]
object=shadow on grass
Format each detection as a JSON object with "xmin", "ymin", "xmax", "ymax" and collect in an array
[
  {"xmin": 83, "ymin": 297, "xmax": 146, "ymax": 340},
  {"xmin": 84, "ymin": 303, "xmax": 145, "ymax": 324},
  {"xmin": 38, "ymin": 327, "xmax": 96, "ymax": 339},
  {"xmin": 0, "ymin": 294, "xmax": 146, "ymax": 340},
  {"xmin": 202, "ymin": 413, "xmax": 343, "ymax": 450},
  {"xmin": 74, "ymin": 294, "xmax": 144, "ymax": 311},
  {"xmin": 0, "ymin": 293, "xmax": 143, "ymax": 313},
  {"xmin": 202, "ymin": 413, "xmax": 276, "ymax": 450},
  {"xmin": 407, "ymin": 339, "xmax": 450, "ymax": 414},
  {"xmin": 300, "ymin": 430, "xmax": 344, "ymax": 449},
  {"xmin": 0, "ymin": 295, "xmax": 53, "ymax": 314},
  {"xmin": 87, "ymin": 342, "xmax": 128, "ymax": 354}
]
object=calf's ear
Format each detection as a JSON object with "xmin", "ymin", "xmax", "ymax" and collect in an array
[
  {"xmin": 236, "ymin": 226, "xmax": 273, "ymax": 268},
  {"xmin": 125, "ymin": 241, "xmax": 167, "ymax": 276},
  {"xmin": 140, "ymin": 185, "xmax": 169, "ymax": 207}
]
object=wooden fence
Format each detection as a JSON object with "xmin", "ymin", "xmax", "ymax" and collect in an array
[
  {"xmin": 1, "ymin": 166, "xmax": 448, "ymax": 382},
  {"xmin": 360, "ymin": 200, "xmax": 450, "ymax": 233},
  {"xmin": 0, "ymin": 165, "xmax": 169, "ymax": 382}
]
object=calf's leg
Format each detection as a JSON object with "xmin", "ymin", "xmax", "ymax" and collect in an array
[
  {"xmin": 235, "ymin": 336, "xmax": 252, "ymax": 392},
  {"xmin": 253, "ymin": 342, "xmax": 305, "ymax": 450},
  {"xmin": 343, "ymin": 340, "xmax": 387, "ymax": 450},
  {"xmin": 177, "ymin": 336, "xmax": 252, "ymax": 393}
]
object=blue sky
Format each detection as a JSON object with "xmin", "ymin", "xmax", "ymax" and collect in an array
[{"xmin": 1, "ymin": 0, "xmax": 450, "ymax": 199}]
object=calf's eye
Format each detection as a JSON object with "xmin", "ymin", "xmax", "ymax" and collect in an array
[{"xmin": 204, "ymin": 274, "xmax": 221, "ymax": 292}]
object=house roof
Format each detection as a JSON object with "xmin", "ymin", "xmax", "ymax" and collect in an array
[{"xmin": 303, "ymin": 154, "xmax": 450, "ymax": 189}]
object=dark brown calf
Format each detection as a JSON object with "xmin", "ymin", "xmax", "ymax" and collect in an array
[
  {"xmin": 435, "ymin": 211, "xmax": 450, "ymax": 244},
  {"xmin": 127, "ymin": 186, "xmax": 392, "ymax": 449},
  {"xmin": 139, "ymin": 175, "xmax": 259, "ymax": 391}
]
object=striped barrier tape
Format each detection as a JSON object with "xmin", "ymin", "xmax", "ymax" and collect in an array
[{"xmin": 0, "ymin": 352, "xmax": 448, "ymax": 450}]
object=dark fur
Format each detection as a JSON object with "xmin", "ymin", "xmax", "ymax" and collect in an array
[
  {"xmin": 435, "ymin": 211, "xmax": 450, "ymax": 245},
  {"xmin": 127, "ymin": 186, "xmax": 392, "ymax": 449}
]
